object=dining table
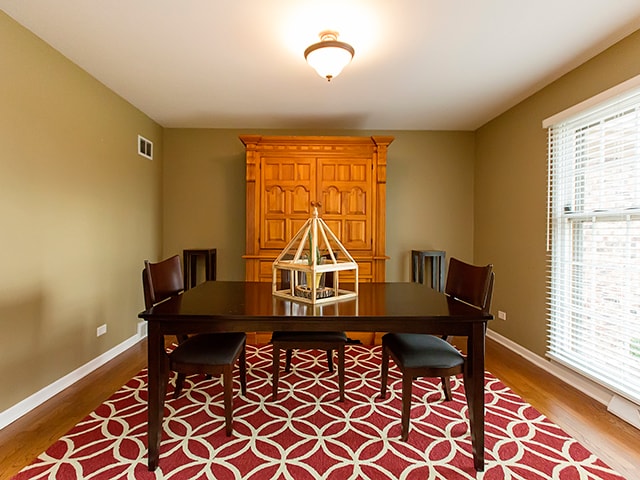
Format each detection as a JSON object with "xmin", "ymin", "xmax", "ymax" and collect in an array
[{"xmin": 138, "ymin": 280, "xmax": 493, "ymax": 472}]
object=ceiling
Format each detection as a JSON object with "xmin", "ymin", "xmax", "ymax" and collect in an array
[{"xmin": 3, "ymin": 0, "xmax": 640, "ymax": 131}]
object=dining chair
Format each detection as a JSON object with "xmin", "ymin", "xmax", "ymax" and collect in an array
[
  {"xmin": 379, "ymin": 257, "xmax": 494, "ymax": 441},
  {"xmin": 270, "ymin": 262, "xmax": 346, "ymax": 402},
  {"xmin": 143, "ymin": 255, "xmax": 247, "ymax": 436}
]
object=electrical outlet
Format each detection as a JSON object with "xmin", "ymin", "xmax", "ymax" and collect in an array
[
  {"xmin": 498, "ymin": 310, "xmax": 507, "ymax": 321},
  {"xmin": 97, "ymin": 324, "xmax": 107, "ymax": 337}
]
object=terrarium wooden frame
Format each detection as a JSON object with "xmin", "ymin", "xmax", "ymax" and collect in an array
[{"xmin": 272, "ymin": 203, "xmax": 358, "ymax": 304}]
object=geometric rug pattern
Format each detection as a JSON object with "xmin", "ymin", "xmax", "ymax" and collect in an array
[{"xmin": 13, "ymin": 344, "xmax": 626, "ymax": 479}]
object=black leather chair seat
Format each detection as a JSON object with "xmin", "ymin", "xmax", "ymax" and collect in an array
[
  {"xmin": 271, "ymin": 331, "xmax": 347, "ymax": 401},
  {"xmin": 171, "ymin": 332, "xmax": 246, "ymax": 365},
  {"xmin": 381, "ymin": 333, "xmax": 464, "ymax": 369},
  {"xmin": 271, "ymin": 331, "xmax": 348, "ymax": 343}
]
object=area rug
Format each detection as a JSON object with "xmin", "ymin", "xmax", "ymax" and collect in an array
[{"xmin": 13, "ymin": 344, "xmax": 625, "ymax": 480}]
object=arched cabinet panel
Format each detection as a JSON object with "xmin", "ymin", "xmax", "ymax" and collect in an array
[
  {"xmin": 264, "ymin": 186, "xmax": 285, "ymax": 214},
  {"xmin": 322, "ymin": 186, "xmax": 342, "ymax": 214}
]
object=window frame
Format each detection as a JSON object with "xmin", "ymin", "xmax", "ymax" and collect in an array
[{"xmin": 544, "ymin": 75, "xmax": 640, "ymax": 406}]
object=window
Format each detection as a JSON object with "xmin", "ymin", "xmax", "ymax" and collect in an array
[{"xmin": 545, "ymin": 79, "xmax": 640, "ymax": 405}]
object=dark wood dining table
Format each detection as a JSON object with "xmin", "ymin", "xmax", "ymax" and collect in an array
[{"xmin": 139, "ymin": 281, "xmax": 493, "ymax": 472}]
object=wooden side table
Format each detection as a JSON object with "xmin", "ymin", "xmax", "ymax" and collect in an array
[
  {"xmin": 411, "ymin": 250, "xmax": 446, "ymax": 292},
  {"xmin": 183, "ymin": 248, "xmax": 217, "ymax": 290}
]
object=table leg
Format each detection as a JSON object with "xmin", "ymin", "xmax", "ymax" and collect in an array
[
  {"xmin": 147, "ymin": 323, "xmax": 168, "ymax": 471},
  {"xmin": 465, "ymin": 322, "xmax": 486, "ymax": 472}
]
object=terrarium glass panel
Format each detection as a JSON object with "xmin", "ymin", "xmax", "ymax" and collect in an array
[{"xmin": 272, "ymin": 203, "xmax": 358, "ymax": 304}]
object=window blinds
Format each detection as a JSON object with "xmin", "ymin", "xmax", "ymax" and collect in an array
[{"xmin": 546, "ymin": 86, "xmax": 640, "ymax": 405}]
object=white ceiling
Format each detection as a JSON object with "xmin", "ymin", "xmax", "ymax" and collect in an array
[{"xmin": 3, "ymin": 0, "xmax": 640, "ymax": 131}]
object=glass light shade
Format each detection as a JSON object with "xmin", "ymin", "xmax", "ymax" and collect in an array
[
  {"xmin": 305, "ymin": 45, "xmax": 353, "ymax": 81},
  {"xmin": 304, "ymin": 31, "xmax": 354, "ymax": 81}
]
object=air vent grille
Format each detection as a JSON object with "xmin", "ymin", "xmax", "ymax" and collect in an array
[{"xmin": 138, "ymin": 135, "xmax": 153, "ymax": 160}]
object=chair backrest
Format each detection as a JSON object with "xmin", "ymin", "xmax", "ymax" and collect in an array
[
  {"xmin": 142, "ymin": 255, "xmax": 184, "ymax": 309},
  {"xmin": 444, "ymin": 257, "xmax": 494, "ymax": 312}
]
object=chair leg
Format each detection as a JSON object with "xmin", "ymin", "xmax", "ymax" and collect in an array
[
  {"xmin": 239, "ymin": 345, "xmax": 247, "ymax": 396},
  {"xmin": 380, "ymin": 345, "xmax": 389, "ymax": 399},
  {"xmin": 337, "ymin": 345, "xmax": 345, "ymax": 402},
  {"xmin": 272, "ymin": 345, "xmax": 280, "ymax": 401},
  {"xmin": 285, "ymin": 349, "xmax": 293, "ymax": 373},
  {"xmin": 441, "ymin": 376, "xmax": 453, "ymax": 401},
  {"xmin": 173, "ymin": 373, "xmax": 186, "ymax": 399},
  {"xmin": 401, "ymin": 374, "xmax": 413, "ymax": 441},
  {"xmin": 223, "ymin": 366, "xmax": 233, "ymax": 436},
  {"xmin": 326, "ymin": 349, "xmax": 334, "ymax": 372}
]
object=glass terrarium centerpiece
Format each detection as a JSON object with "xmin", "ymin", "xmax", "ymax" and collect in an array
[{"xmin": 272, "ymin": 202, "xmax": 358, "ymax": 304}]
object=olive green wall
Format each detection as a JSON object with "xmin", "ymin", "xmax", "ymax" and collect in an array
[
  {"xmin": 162, "ymin": 129, "xmax": 476, "ymax": 282},
  {"xmin": 0, "ymin": 12, "xmax": 163, "ymax": 412},
  {"xmin": 475, "ymin": 29, "xmax": 640, "ymax": 357}
]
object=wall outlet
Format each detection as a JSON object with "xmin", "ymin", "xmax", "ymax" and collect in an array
[
  {"xmin": 498, "ymin": 310, "xmax": 507, "ymax": 321},
  {"xmin": 96, "ymin": 324, "xmax": 107, "ymax": 337}
]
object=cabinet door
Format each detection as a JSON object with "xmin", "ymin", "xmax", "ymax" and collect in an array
[
  {"xmin": 317, "ymin": 156, "xmax": 372, "ymax": 251},
  {"xmin": 261, "ymin": 156, "xmax": 316, "ymax": 250}
]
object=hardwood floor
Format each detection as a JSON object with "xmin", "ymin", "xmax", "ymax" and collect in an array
[
  {"xmin": 483, "ymin": 339, "xmax": 640, "ymax": 480},
  {"xmin": 0, "ymin": 340, "xmax": 147, "ymax": 480},
  {"xmin": 0, "ymin": 337, "xmax": 638, "ymax": 479}
]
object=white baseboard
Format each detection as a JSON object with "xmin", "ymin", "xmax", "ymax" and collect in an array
[
  {"xmin": 2, "ymin": 327, "xmax": 634, "ymax": 432},
  {"xmin": 487, "ymin": 329, "xmax": 640, "ymax": 430},
  {"xmin": 486, "ymin": 329, "xmax": 613, "ymax": 406},
  {"xmin": 0, "ymin": 330, "xmax": 147, "ymax": 430}
]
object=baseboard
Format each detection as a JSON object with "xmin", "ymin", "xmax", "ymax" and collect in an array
[
  {"xmin": 486, "ymin": 329, "xmax": 614, "ymax": 406},
  {"xmin": 0, "ymin": 331, "xmax": 146, "ymax": 430},
  {"xmin": 1, "ymin": 327, "xmax": 632, "ymax": 431}
]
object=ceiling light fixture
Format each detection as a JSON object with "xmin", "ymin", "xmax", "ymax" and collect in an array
[{"xmin": 304, "ymin": 30, "xmax": 354, "ymax": 82}]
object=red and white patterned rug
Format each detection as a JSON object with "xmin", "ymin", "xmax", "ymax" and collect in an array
[{"xmin": 14, "ymin": 344, "xmax": 625, "ymax": 479}]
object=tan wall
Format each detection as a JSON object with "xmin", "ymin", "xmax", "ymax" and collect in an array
[
  {"xmin": 0, "ymin": 12, "xmax": 163, "ymax": 411},
  {"xmin": 162, "ymin": 129, "xmax": 476, "ymax": 282},
  {"xmin": 475, "ymin": 29, "xmax": 640, "ymax": 356}
]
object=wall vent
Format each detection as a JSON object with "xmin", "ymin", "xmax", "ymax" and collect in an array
[{"xmin": 138, "ymin": 135, "xmax": 153, "ymax": 160}]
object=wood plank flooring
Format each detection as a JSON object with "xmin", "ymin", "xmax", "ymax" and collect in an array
[{"xmin": 0, "ymin": 337, "xmax": 638, "ymax": 479}]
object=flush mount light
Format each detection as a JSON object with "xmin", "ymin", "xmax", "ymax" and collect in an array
[{"xmin": 304, "ymin": 30, "xmax": 355, "ymax": 82}]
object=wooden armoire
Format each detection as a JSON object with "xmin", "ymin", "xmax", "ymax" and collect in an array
[
  {"xmin": 242, "ymin": 134, "xmax": 393, "ymax": 279},
  {"xmin": 241, "ymin": 135, "xmax": 393, "ymax": 343}
]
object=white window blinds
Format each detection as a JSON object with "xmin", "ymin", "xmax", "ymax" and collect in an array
[{"xmin": 546, "ymin": 86, "xmax": 640, "ymax": 405}]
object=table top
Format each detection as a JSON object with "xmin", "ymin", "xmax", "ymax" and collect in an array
[{"xmin": 139, "ymin": 281, "xmax": 492, "ymax": 335}]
